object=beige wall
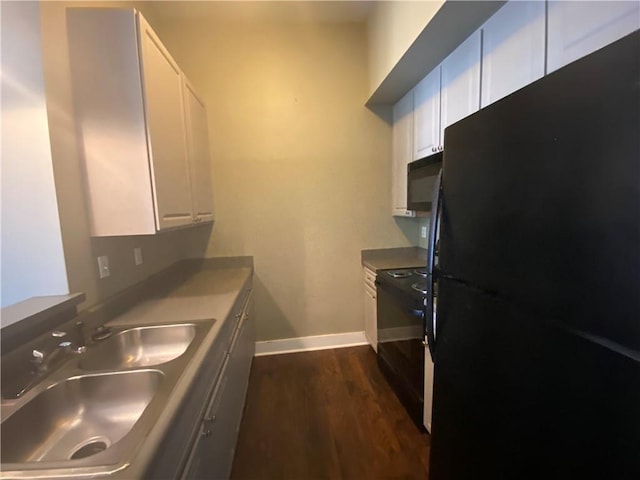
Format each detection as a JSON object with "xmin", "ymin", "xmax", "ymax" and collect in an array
[
  {"xmin": 367, "ymin": 1, "xmax": 443, "ymax": 97},
  {"xmin": 152, "ymin": 16, "xmax": 420, "ymax": 341},
  {"xmin": 39, "ymin": 1, "xmax": 211, "ymax": 309}
]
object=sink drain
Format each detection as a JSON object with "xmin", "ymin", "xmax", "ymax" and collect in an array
[{"xmin": 70, "ymin": 438, "xmax": 109, "ymax": 460}]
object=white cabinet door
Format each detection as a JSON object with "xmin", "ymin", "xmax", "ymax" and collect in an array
[
  {"xmin": 182, "ymin": 356, "xmax": 231, "ymax": 480},
  {"xmin": 481, "ymin": 0, "xmax": 546, "ymax": 108},
  {"xmin": 440, "ymin": 30, "xmax": 482, "ymax": 145},
  {"xmin": 183, "ymin": 80, "xmax": 215, "ymax": 224},
  {"xmin": 413, "ymin": 66, "xmax": 441, "ymax": 160},
  {"xmin": 547, "ymin": 1, "xmax": 640, "ymax": 73},
  {"xmin": 363, "ymin": 267, "xmax": 377, "ymax": 352},
  {"xmin": 138, "ymin": 14, "xmax": 193, "ymax": 231},
  {"xmin": 364, "ymin": 284, "xmax": 377, "ymax": 352},
  {"xmin": 423, "ymin": 337, "xmax": 434, "ymax": 432},
  {"xmin": 67, "ymin": 8, "xmax": 158, "ymax": 236},
  {"xmin": 391, "ymin": 90, "xmax": 415, "ymax": 217}
]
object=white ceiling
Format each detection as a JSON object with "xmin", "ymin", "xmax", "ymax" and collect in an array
[{"xmin": 147, "ymin": 1, "xmax": 375, "ymax": 24}]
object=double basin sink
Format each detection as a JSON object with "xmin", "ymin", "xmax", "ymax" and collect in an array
[{"xmin": 0, "ymin": 320, "xmax": 213, "ymax": 478}]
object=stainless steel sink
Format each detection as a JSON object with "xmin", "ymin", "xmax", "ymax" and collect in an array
[
  {"xmin": 1, "ymin": 370, "xmax": 162, "ymax": 463},
  {"xmin": 0, "ymin": 319, "xmax": 214, "ymax": 478},
  {"xmin": 79, "ymin": 324, "xmax": 198, "ymax": 370}
]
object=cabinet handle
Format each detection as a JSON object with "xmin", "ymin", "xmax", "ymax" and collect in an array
[{"xmin": 202, "ymin": 414, "xmax": 216, "ymax": 437}]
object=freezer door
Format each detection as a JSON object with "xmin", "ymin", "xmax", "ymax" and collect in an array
[
  {"xmin": 439, "ymin": 32, "xmax": 640, "ymax": 351},
  {"xmin": 430, "ymin": 278, "xmax": 640, "ymax": 480}
]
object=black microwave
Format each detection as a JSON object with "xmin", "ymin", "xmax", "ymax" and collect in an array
[{"xmin": 407, "ymin": 152, "xmax": 443, "ymax": 212}]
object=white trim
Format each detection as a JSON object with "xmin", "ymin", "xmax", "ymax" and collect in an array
[{"xmin": 254, "ymin": 331, "xmax": 368, "ymax": 357}]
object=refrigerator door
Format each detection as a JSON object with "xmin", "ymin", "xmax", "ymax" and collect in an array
[
  {"xmin": 439, "ymin": 32, "xmax": 640, "ymax": 351},
  {"xmin": 430, "ymin": 278, "xmax": 640, "ymax": 480}
]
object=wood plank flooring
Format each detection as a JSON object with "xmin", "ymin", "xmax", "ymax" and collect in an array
[{"xmin": 231, "ymin": 346, "xmax": 430, "ymax": 479}]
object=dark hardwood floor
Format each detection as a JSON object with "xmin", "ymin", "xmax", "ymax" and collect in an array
[{"xmin": 231, "ymin": 346, "xmax": 430, "ymax": 479}]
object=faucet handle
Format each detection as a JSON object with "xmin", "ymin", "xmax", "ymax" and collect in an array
[{"xmin": 32, "ymin": 349, "xmax": 44, "ymax": 362}]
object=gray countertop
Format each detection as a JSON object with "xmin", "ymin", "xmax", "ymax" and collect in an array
[
  {"xmin": 105, "ymin": 263, "xmax": 253, "ymax": 478},
  {"xmin": 0, "ymin": 260, "xmax": 252, "ymax": 479},
  {"xmin": 361, "ymin": 247, "xmax": 427, "ymax": 271}
]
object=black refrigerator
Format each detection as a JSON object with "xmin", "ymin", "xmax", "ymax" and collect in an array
[{"xmin": 425, "ymin": 31, "xmax": 640, "ymax": 480}]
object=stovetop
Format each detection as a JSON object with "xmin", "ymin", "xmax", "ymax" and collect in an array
[{"xmin": 379, "ymin": 267, "xmax": 434, "ymax": 298}]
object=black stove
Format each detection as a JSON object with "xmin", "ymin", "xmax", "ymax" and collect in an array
[
  {"xmin": 376, "ymin": 266, "xmax": 432, "ymax": 430},
  {"xmin": 414, "ymin": 268, "xmax": 428, "ymax": 277},
  {"xmin": 381, "ymin": 267, "xmax": 431, "ymax": 300},
  {"xmin": 386, "ymin": 269, "xmax": 413, "ymax": 279},
  {"xmin": 411, "ymin": 281, "xmax": 429, "ymax": 295}
]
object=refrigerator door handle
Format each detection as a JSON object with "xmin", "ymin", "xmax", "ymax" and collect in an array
[
  {"xmin": 425, "ymin": 168, "xmax": 442, "ymax": 359},
  {"xmin": 427, "ymin": 168, "xmax": 442, "ymax": 278}
]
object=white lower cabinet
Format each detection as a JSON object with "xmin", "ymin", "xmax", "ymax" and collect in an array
[
  {"xmin": 423, "ymin": 336, "xmax": 435, "ymax": 433},
  {"xmin": 481, "ymin": 0, "xmax": 546, "ymax": 107},
  {"xmin": 363, "ymin": 267, "xmax": 377, "ymax": 352},
  {"xmin": 547, "ymin": 0, "xmax": 640, "ymax": 73},
  {"xmin": 181, "ymin": 292, "xmax": 254, "ymax": 480}
]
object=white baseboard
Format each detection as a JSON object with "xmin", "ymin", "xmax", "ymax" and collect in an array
[{"xmin": 254, "ymin": 331, "xmax": 368, "ymax": 357}]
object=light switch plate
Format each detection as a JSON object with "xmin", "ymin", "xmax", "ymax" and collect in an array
[
  {"xmin": 97, "ymin": 255, "xmax": 110, "ymax": 279},
  {"xmin": 421, "ymin": 226, "xmax": 427, "ymax": 238},
  {"xmin": 134, "ymin": 247, "xmax": 143, "ymax": 266}
]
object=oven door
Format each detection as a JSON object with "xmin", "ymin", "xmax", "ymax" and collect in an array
[{"xmin": 376, "ymin": 280, "xmax": 425, "ymax": 428}]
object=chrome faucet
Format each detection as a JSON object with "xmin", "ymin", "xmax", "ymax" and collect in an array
[
  {"xmin": 5, "ymin": 330, "xmax": 86, "ymax": 399},
  {"xmin": 31, "ymin": 339, "xmax": 85, "ymax": 374}
]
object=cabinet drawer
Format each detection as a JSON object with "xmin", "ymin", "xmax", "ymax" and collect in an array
[
  {"xmin": 180, "ymin": 355, "xmax": 230, "ymax": 480},
  {"xmin": 204, "ymin": 355, "xmax": 229, "ymax": 420},
  {"xmin": 363, "ymin": 267, "xmax": 377, "ymax": 289}
]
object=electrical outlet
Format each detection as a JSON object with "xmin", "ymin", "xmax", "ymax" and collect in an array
[
  {"xmin": 421, "ymin": 226, "xmax": 427, "ymax": 238},
  {"xmin": 134, "ymin": 247, "xmax": 143, "ymax": 266},
  {"xmin": 97, "ymin": 255, "xmax": 110, "ymax": 279}
]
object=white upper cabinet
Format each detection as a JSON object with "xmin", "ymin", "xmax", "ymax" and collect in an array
[
  {"xmin": 413, "ymin": 66, "xmax": 441, "ymax": 160},
  {"xmin": 392, "ymin": 90, "xmax": 416, "ymax": 216},
  {"xmin": 67, "ymin": 8, "xmax": 214, "ymax": 236},
  {"xmin": 138, "ymin": 14, "xmax": 193, "ymax": 231},
  {"xmin": 440, "ymin": 30, "xmax": 482, "ymax": 144},
  {"xmin": 547, "ymin": 1, "xmax": 640, "ymax": 73},
  {"xmin": 481, "ymin": 1, "xmax": 545, "ymax": 108},
  {"xmin": 412, "ymin": 30, "xmax": 480, "ymax": 158},
  {"xmin": 183, "ymin": 80, "xmax": 215, "ymax": 223}
]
